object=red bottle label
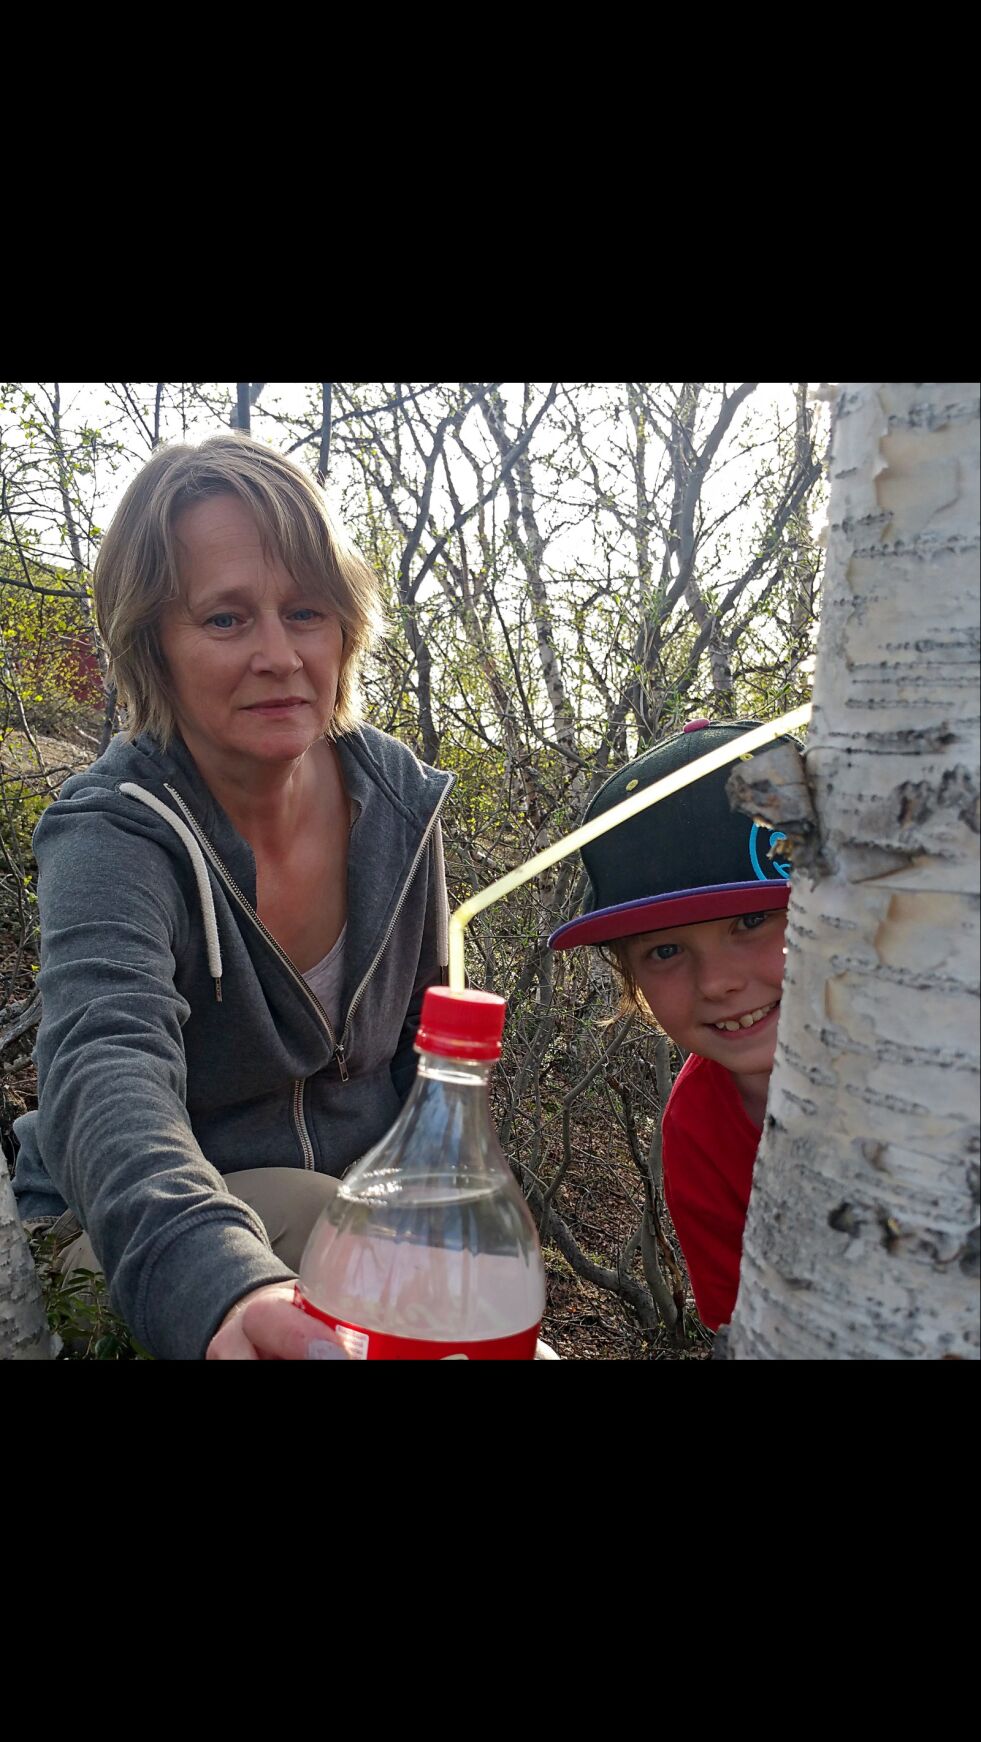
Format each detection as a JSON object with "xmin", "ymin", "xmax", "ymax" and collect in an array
[{"xmin": 294, "ymin": 1286, "xmax": 540, "ymax": 1360}]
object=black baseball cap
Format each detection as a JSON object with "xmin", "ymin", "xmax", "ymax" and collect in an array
[{"xmin": 548, "ymin": 719, "xmax": 799, "ymax": 952}]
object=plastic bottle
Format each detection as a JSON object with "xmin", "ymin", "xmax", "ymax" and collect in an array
[{"xmin": 294, "ymin": 986, "xmax": 547, "ymax": 1359}]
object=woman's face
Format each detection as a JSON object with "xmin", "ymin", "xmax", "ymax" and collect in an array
[{"xmin": 158, "ymin": 494, "xmax": 344, "ymax": 779}]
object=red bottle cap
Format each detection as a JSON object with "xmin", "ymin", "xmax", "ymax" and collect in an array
[
  {"xmin": 415, "ymin": 986, "xmax": 507, "ymax": 1060},
  {"xmin": 682, "ymin": 718, "xmax": 712, "ymax": 732}
]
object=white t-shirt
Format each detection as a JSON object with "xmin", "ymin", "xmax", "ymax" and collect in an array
[
  {"xmin": 299, "ymin": 793, "xmax": 360, "ymax": 1031},
  {"xmin": 302, "ymin": 924, "xmax": 347, "ymax": 1031}
]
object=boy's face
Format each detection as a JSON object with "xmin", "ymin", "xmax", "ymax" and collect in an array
[{"xmin": 622, "ymin": 909, "xmax": 788, "ymax": 1077}]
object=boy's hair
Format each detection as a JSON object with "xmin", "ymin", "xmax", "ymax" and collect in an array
[
  {"xmin": 93, "ymin": 432, "xmax": 383, "ymax": 745},
  {"xmin": 600, "ymin": 939, "xmax": 657, "ymax": 1026}
]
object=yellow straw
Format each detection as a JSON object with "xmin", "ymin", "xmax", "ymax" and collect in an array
[{"xmin": 448, "ymin": 704, "xmax": 812, "ymax": 990}]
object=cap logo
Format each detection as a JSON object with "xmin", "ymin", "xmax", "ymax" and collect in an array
[
  {"xmin": 749, "ymin": 824, "xmax": 791, "ymax": 881},
  {"xmin": 625, "ymin": 778, "xmax": 639, "ymax": 792}
]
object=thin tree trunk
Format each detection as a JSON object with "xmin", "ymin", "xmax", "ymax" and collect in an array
[
  {"xmin": 316, "ymin": 383, "xmax": 333, "ymax": 483},
  {"xmin": 728, "ymin": 382, "xmax": 980, "ymax": 1360},
  {"xmin": 48, "ymin": 384, "xmax": 113, "ymax": 701},
  {"xmin": 0, "ymin": 1143, "xmax": 56, "ymax": 1359}
]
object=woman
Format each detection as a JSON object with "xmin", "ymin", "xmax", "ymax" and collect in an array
[{"xmin": 12, "ymin": 434, "xmax": 453, "ymax": 1360}]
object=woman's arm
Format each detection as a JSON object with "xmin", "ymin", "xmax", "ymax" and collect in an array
[{"xmin": 32, "ymin": 795, "xmax": 293, "ymax": 1358}]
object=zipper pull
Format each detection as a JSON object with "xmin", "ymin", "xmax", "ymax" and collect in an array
[{"xmin": 334, "ymin": 1041, "xmax": 350, "ymax": 1083}]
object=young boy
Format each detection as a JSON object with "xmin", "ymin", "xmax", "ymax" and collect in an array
[{"xmin": 548, "ymin": 718, "xmax": 799, "ymax": 1332}]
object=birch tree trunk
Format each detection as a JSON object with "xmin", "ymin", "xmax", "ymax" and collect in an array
[
  {"xmin": 0, "ymin": 1141, "xmax": 56, "ymax": 1359},
  {"xmin": 728, "ymin": 382, "xmax": 980, "ymax": 1360}
]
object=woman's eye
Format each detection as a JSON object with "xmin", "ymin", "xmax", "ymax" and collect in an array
[
  {"xmin": 206, "ymin": 613, "xmax": 239, "ymax": 629},
  {"xmin": 289, "ymin": 607, "xmax": 323, "ymax": 623}
]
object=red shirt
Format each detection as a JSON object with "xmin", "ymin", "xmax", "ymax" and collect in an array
[{"xmin": 661, "ymin": 1053, "xmax": 762, "ymax": 1332}]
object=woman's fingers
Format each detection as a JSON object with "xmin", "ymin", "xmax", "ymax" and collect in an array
[
  {"xmin": 206, "ymin": 1282, "xmax": 349, "ymax": 1360},
  {"xmin": 240, "ymin": 1294, "xmax": 349, "ymax": 1361}
]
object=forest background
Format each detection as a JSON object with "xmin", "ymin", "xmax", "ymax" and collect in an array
[{"xmin": 0, "ymin": 381, "xmax": 829, "ymax": 1359}]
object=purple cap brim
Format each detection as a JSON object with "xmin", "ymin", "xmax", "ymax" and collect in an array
[{"xmin": 547, "ymin": 880, "xmax": 791, "ymax": 951}]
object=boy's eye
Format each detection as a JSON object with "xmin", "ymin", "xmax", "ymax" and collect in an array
[{"xmin": 651, "ymin": 942, "xmax": 681, "ymax": 962}]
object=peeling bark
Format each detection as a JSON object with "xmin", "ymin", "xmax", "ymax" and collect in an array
[
  {"xmin": 729, "ymin": 383, "xmax": 980, "ymax": 1360},
  {"xmin": 0, "ymin": 1142, "xmax": 56, "ymax": 1360}
]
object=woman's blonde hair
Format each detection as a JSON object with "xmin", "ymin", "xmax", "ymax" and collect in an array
[{"xmin": 93, "ymin": 432, "xmax": 382, "ymax": 744}]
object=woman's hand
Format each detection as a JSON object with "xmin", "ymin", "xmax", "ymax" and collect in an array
[{"xmin": 206, "ymin": 1281, "xmax": 349, "ymax": 1360}]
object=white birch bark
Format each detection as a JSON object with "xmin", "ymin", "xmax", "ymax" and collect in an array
[
  {"xmin": 0, "ymin": 1141, "xmax": 56, "ymax": 1359},
  {"xmin": 728, "ymin": 382, "xmax": 980, "ymax": 1360}
]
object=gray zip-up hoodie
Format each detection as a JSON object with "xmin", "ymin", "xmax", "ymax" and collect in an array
[{"xmin": 12, "ymin": 723, "xmax": 454, "ymax": 1359}]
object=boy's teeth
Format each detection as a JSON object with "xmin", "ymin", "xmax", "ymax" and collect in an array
[{"xmin": 715, "ymin": 1005, "xmax": 772, "ymax": 1032}]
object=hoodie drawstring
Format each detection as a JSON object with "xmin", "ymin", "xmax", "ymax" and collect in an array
[{"xmin": 119, "ymin": 782, "xmax": 224, "ymax": 1000}]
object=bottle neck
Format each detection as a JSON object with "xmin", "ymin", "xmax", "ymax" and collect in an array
[
  {"xmin": 413, "ymin": 1050, "xmax": 495, "ymax": 1089},
  {"xmin": 345, "ymin": 1043, "xmax": 510, "ymax": 1189}
]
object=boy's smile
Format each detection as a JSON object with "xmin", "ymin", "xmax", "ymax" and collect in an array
[
  {"xmin": 622, "ymin": 909, "xmax": 788, "ymax": 1117},
  {"xmin": 708, "ymin": 998, "xmax": 779, "ymax": 1035}
]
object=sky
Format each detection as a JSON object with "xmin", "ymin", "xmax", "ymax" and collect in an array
[{"xmin": 6, "ymin": 383, "xmax": 829, "ymax": 602}]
